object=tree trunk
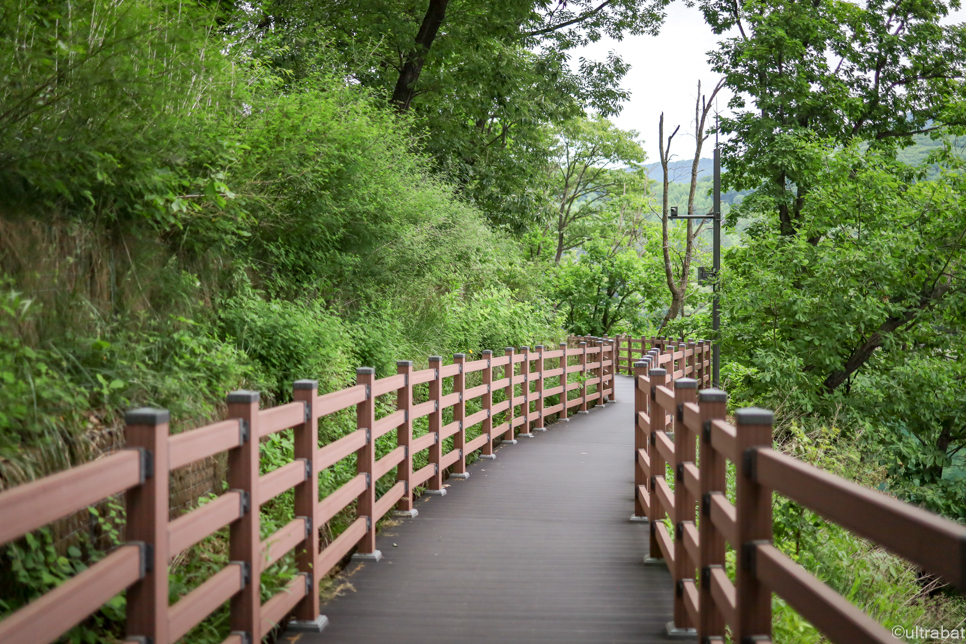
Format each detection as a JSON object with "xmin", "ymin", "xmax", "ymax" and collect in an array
[
  {"xmin": 658, "ymin": 292, "xmax": 685, "ymax": 332},
  {"xmin": 555, "ymin": 229, "xmax": 565, "ymax": 264},
  {"xmin": 657, "ymin": 80, "xmax": 722, "ymax": 328},
  {"xmin": 391, "ymin": 0, "xmax": 450, "ymax": 112},
  {"xmin": 659, "ymin": 113, "xmax": 681, "ymax": 324},
  {"xmin": 822, "ymin": 282, "xmax": 951, "ymax": 392}
]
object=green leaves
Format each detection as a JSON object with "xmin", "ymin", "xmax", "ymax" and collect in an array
[
  {"xmin": 706, "ymin": 0, "xmax": 966, "ymax": 233},
  {"xmin": 0, "ymin": 0, "xmax": 235, "ymax": 230},
  {"xmin": 720, "ymin": 138, "xmax": 966, "ymax": 518}
]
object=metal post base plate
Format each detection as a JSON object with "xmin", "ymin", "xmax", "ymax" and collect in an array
[
  {"xmin": 643, "ymin": 556, "xmax": 666, "ymax": 566},
  {"xmin": 533, "ymin": 427, "xmax": 547, "ymax": 432},
  {"xmin": 422, "ymin": 488, "xmax": 447, "ymax": 496},
  {"xmin": 501, "ymin": 439, "xmax": 518, "ymax": 445},
  {"xmin": 577, "ymin": 410, "xmax": 590, "ymax": 415},
  {"xmin": 479, "ymin": 454, "xmax": 496, "ymax": 460},
  {"xmin": 629, "ymin": 515, "xmax": 649, "ymax": 523},
  {"xmin": 393, "ymin": 508, "xmax": 418, "ymax": 518},
  {"xmin": 450, "ymin": 472, "xmax": 470, "ymax": 480},
  {"xmin": 557, "ymin": 418, "xmax": 571, "ymax": 422},
  {"xmin": 665, "ymin": 622, "xmax": 697, "ymax": 639},
  {"xmin": 519, "ymin": 432, "xmax": 534, "ymax": 438},
  {"xmin": 351, "ymin": 550, "xmax": 382, "ymax": 562},
  {"xmin": 286, "ymin": 615, "xmax": 329, "ymax": 633}
]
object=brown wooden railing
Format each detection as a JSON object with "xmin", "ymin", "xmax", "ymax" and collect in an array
[
  {"xmin": 612, "ymin": 334, "xmax": 713, "ymax": 380},
  {"xmin": 0, "ymin": 339, "xmax": 616, "ymax": 644},
  {"xmin": 633, "ymin": 351, "xmax": 966, "ymax": 643}
]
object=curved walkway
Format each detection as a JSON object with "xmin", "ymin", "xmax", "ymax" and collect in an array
[{"xmin": 285, "ymin": 375, "xmax": 672, "ymax": 644}]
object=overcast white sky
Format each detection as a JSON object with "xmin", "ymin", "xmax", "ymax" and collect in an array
[
  {"xmin": 573, "ymin": 4, "xmax": 966, "ymax": 162},
  {"xmin": 572, "ymin": 3, "xmax": 733, "ymax": 162}
]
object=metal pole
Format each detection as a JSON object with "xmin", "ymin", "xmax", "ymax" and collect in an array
[{"xmin": 712, "ymin": 146, "xmax": 721, "ymax": 388}]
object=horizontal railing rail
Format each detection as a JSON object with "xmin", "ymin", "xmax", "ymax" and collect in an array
[
  {"xmin": 632, "ymin": 351, "xmax": 966, "ymax": 643},
  {"xmin": 0, "ymin": 336, "xmax": 620, "ymax": 644}
]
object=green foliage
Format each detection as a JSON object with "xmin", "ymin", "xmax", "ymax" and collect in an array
[
  {"xmin": 552, "ymin": 238, "xmax": 664, "ymax": 335},
  {"xmin": 0, "ymin": 502, "xmax": 127, "ymax": 643},
  {"xmin": 534, "ymin": 116, "xmax": 649, "ymax": 263},
  {"xmin": 250, "ymin": 0, "xmax": 666, "ymax": 235},
  {"xmin": 721, "ymin": 139, "xmax": 966, "ymax": 519},
  {"xmin": 725, "ymin": 140, "xmax": 966, "ymax": 395},
  {"xmin": 0, "ymin": 0, "xmax": 233, "ymax": 229},
  {"xmin": 705, "ymin": 0, "xmax": 966, "ymax": 232},
  {"xmin": 0, "ymin": 278, "xmax": 260, "ymax": 490},
  {"xmin": 0, "ymin": 288, "xmax": 88, "ymax": 455},
  {"xmin": 217, "ymin": 294, "xmax": 350, "ymax": 402},
  {"xmin": 854, "ymin": 352, "xmax": 966, "ymax": 520}
]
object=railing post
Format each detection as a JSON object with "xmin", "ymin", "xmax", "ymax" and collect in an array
[
  {"xmin": 704, "ymin": 340, "xmax": 714, "ymax": 387},
  {"xmin": 353, "ymin": 368, "xmax": 380, "ymax": 558},
  {"xmin": 559, "ymin": 342, "xmax": 569, "ymax": 422},
  {"xmin": 734, "ymin": 408, "xmax": 775, "ymax": 642},
  {"xmin": 672, "ymin": 378, "xmax": 698, "ymax": 634},
  {"xmin": 613, "ymin": 337, "xmax": 618, "ymax": 393},
  {"xmin": 698, "ymin": 388, "xmax": 728, "ymax": 641},
  {"xmin": 395, "ymin": 361, "xmax": 417, "ymax": 516},
  {"xmin": 124, "ymin": 408, "xmax": 169, "ymax": 644},
  {"xmin": 598, "ymin": 338, "xmax": 607, "ymax": 405},
  {"xmin": 698, "ymin": 341, "xmax": 706, "ymax": 387},
  {"xmin": 425, "ymin": 357, "xmax": 446, "ymax": 495},
  {"xmin": 632, "ymin": 361, "xmax": 650, "ymax": 521},
  {"xmin": 600, "ymin": 335, "xmax": 614, "ymax": 405},
  {"xmin": 646, "ymin": 365, "xmax": 668, "ymax": 564},
  {"xmin": 291, "ymin": 380, "xmax": 324, "ymax": 629},
  {"xmin": 226, "ymin": 390, "xmax": 262, "ymax": 639},
  {"xmin": 614, "ymin": 335, "xmax": 633, "ymax": 375},
  {"xmin": 694, "ymin": 341, "xmax": 702, "ymax": 386},
  {"xmin": 617, "ymin": 335, "xmax": 624, "ymax": 376},
  {"xmin": 503, "ymin": 348, "xmax": 517, "ymax": 444},
  {"xmin": 578, "ymin": 342, "xmax": 589, "ymax": 414},
  {"xmin": 519, "ymin": 346, "xmax": 533, "ymax": 437},
  {"xmin": 451, "ymin": 353, "xmax": 469, "ymax": 477},
  {"xmin": 533, "ymin": 345, "xmax": 546, "ymax": 431},
  {"xmin": 481, "ymin": 350, "xmax": 496, "ymax": 458},
  {"xmin": 687, "ymin": 341, "xmax": 696, "ymax": 378},
  {"xmin": 600, "ymin": 337, "xmax": 609, "ymax": 402},
  {"xmin": 630, "ymin": 336, "xmax": 636, "ymax": 375}
]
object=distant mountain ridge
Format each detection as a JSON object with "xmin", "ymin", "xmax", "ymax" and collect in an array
[
  {"xmin": 646, "ymin": 133, "xmax": 966, "ymax": 184},
  {"xmin": 645, "ymin": 158, "xmax": 714, "ymax": 184}
]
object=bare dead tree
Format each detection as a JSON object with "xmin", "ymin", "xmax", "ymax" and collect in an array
[{"xmin": 657, "ymin": 78, "xmax": 726, "ymax": 332}]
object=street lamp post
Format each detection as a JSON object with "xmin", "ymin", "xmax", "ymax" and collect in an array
[{"xmin": 668, "ymin": 146, "xmax": 721, "ymax": 387}]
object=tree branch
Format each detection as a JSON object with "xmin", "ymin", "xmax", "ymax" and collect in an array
[{"xmin": 523, "ymin": 0, "xmax": 616, "ymax": 38}]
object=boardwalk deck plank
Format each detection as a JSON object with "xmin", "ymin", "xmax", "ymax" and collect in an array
[{"xmin": 287, "ymin": 376, "xmax": 672, "ymax": 643}]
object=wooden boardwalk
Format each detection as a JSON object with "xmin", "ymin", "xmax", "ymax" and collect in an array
[{"xmin": 286, "ymin": 375, "xmax": 673, "ymax": 643}]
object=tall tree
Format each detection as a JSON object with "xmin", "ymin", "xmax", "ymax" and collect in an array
[
  {"xmin": 656, "ymin": 79, "xmax": 723, "ymax": 330},
  {"xmin": 254, "ymin": 0, "xmax": 668, "ymax": 229},
  {"xmin": 724, "ymin": 141, "xmax": 966, "ymax": 397},
  {"xmin": 390, "ymin": 0, "xmax": 450, "ymax": 112},
  {"xmin": 702, "ymin": 0, "xmax": 966, "ymax": 237},
  {"xmin": 703, "ymin": 0, "xmax": 966, "ymax": 393},
  {"xmin": 551, "ymin": 198, "xmax": 664, "ymax": 335},
  {"xmin": 542, "ymin": 116, "xmax": 647, "ymax": 263}
]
